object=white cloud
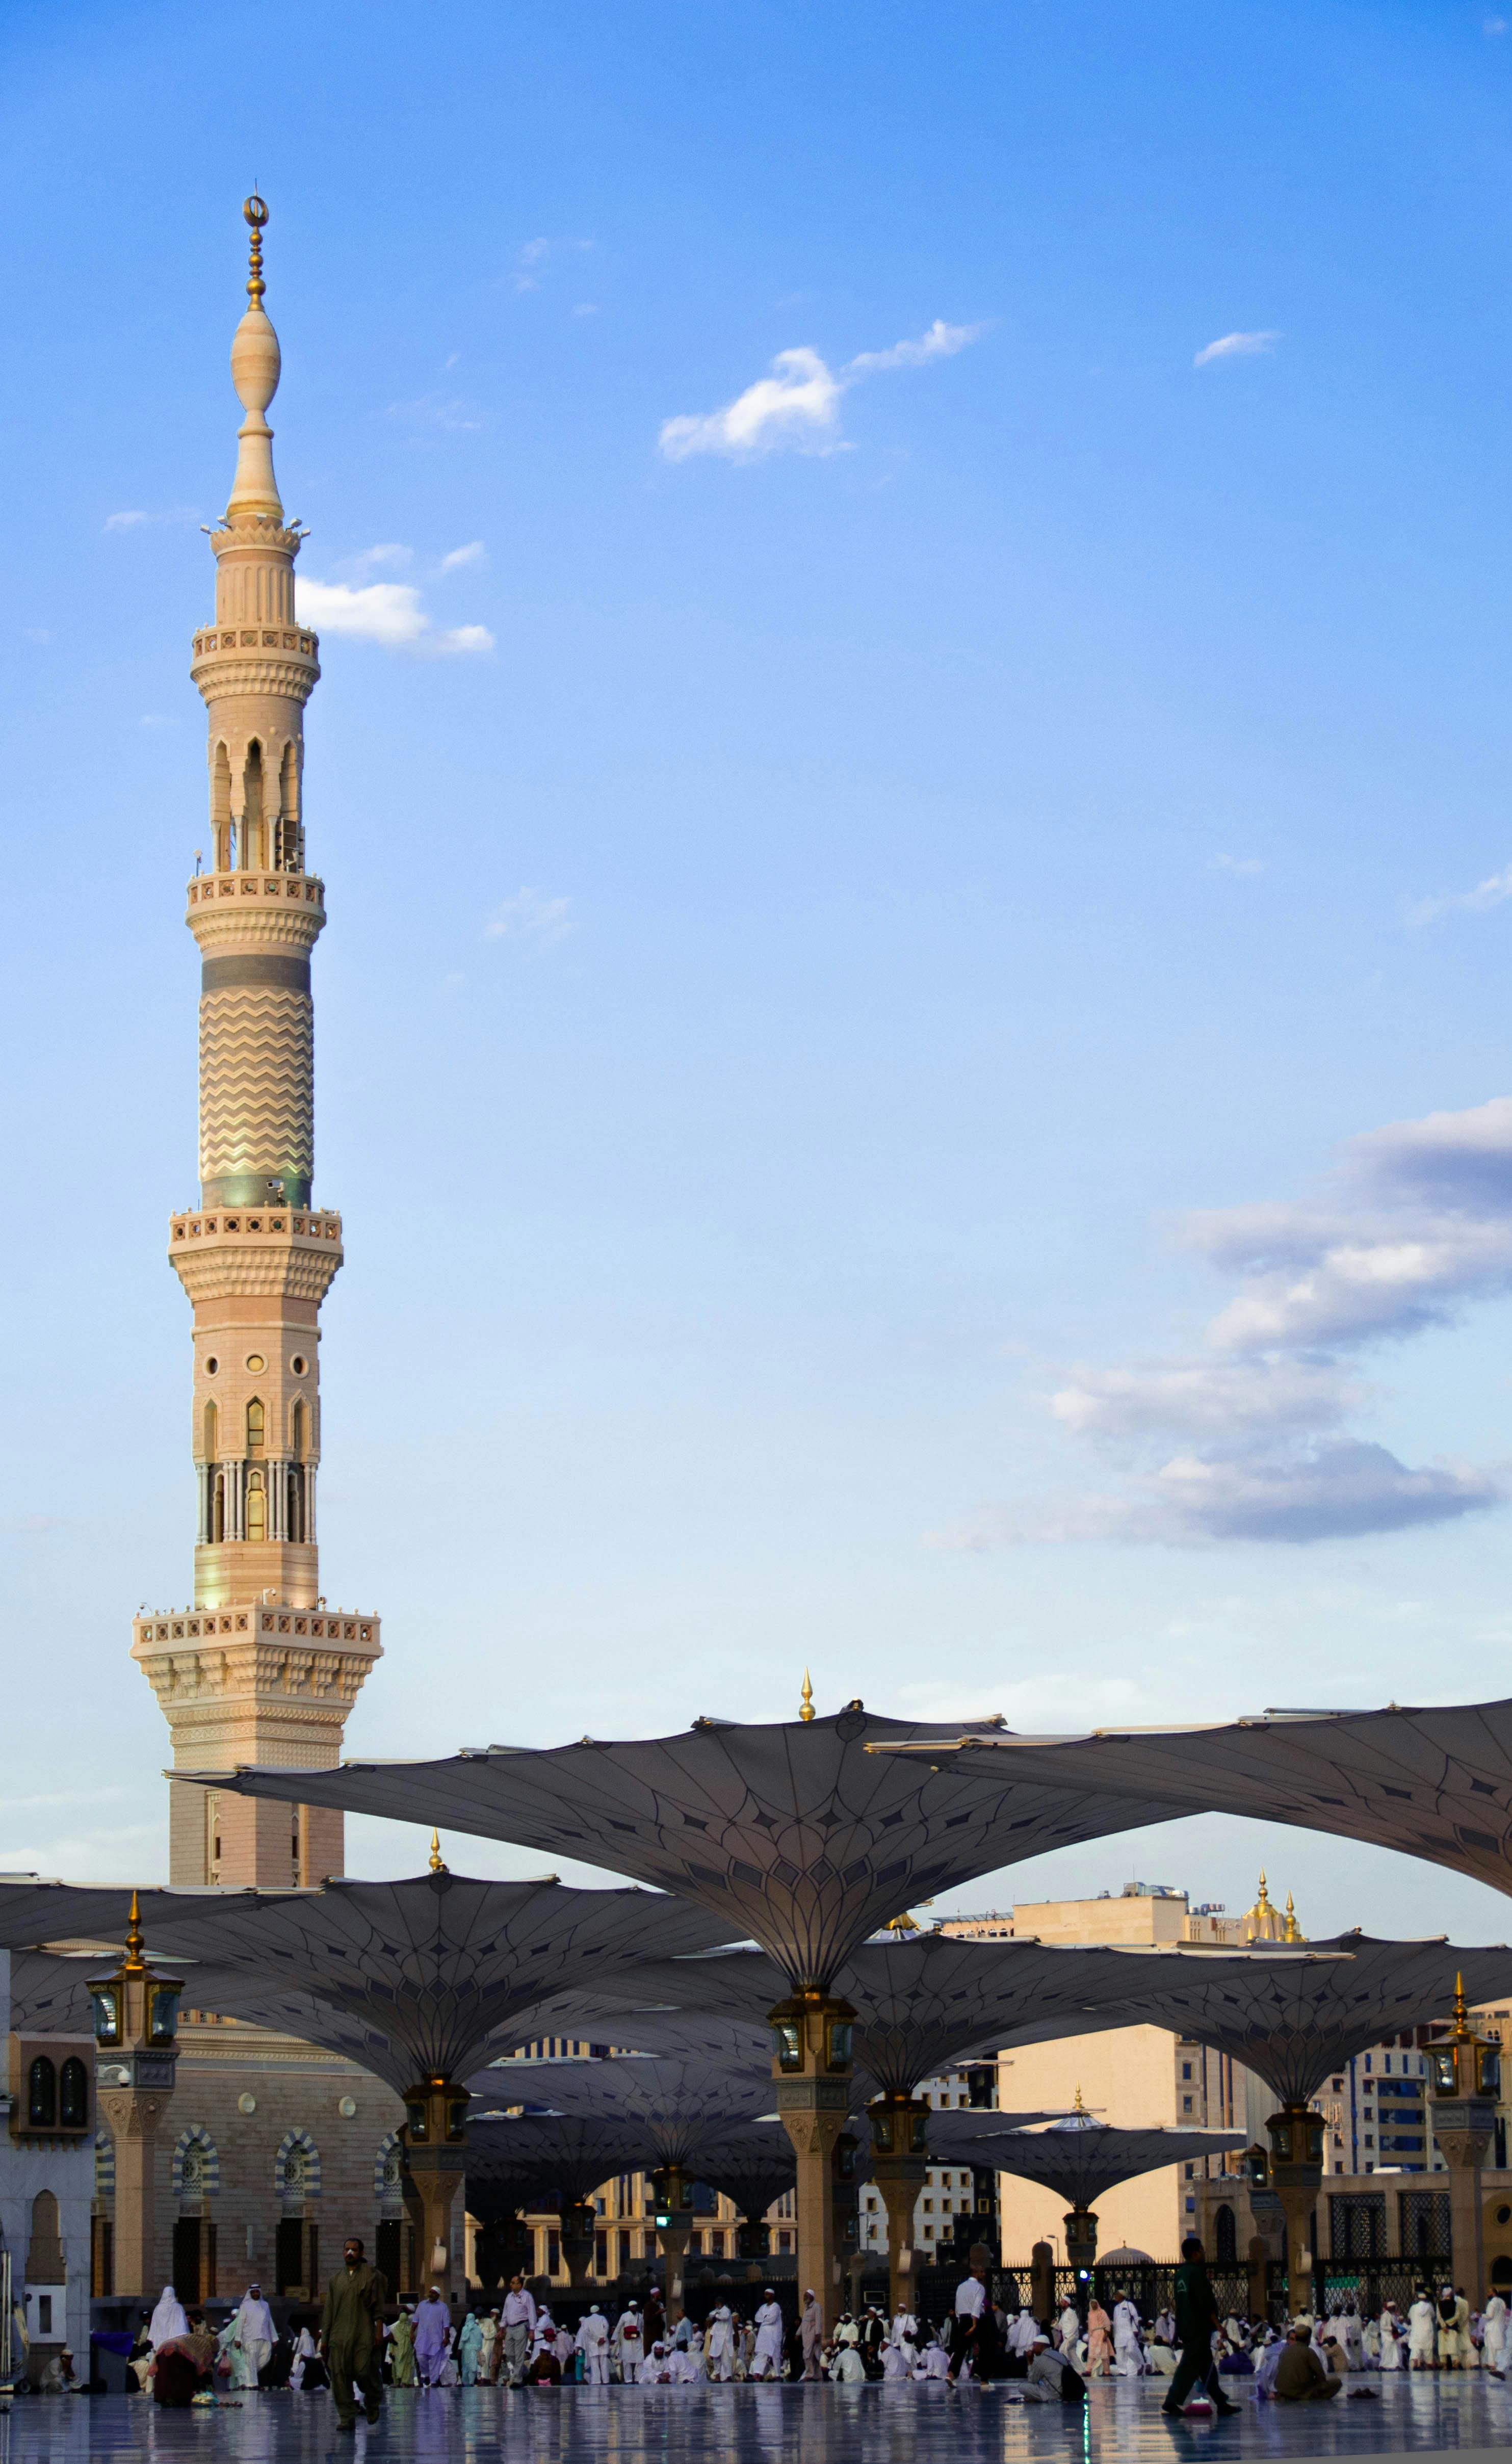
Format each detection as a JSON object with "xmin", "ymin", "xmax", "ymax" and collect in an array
[
  {"xmin": 943, "ymin": 1443, "xmax": 1500, "ymax": 1549},
  {"xmin": 514, "ymin": 237, "xmax": 593, "ymax": 294},
  {"xmin": 1408, "ymin": 864, "xmax": 1512, "ymax": 926},
  {"xmin": 440, "ymin": 541, "xmax": 486, "ymax": 571},
  {"xmin": 1049, "ymin": 1357, "xmax": 1363, "ymax": 1440},
  {"xmin": 104, "ymin": 509, "xmax": 148, "ymax": 531},
  {"xmin": 659, "ymin": 319, "xmax": 982, "ymax": 463},
  {"xmin": 1193, "ymin": 330, "xmax": 1281, "ymax": 368},
  {"xmin": 350, "ymin": 542, "xmax": 413, "ymax": 574},
  {"xmin": 387, "ymin": 394, "xmax": 486, "ymax": 434},
  {"xmin": 954, "ymin": 1090, "xmax": 1512, "ymax": 1548},
  {"xmin": 1210, "ymin": 853, "xmax": 1264, "ymax": 876},
  {"xmin": 296, "ymin": 579, "xmax": 492, "ymax": 658},
  {"xmin": 484, "ymin": 888, "xmax": 573, "ymax": 942},
  {"xmin": 844, "ymin": 318, "xmax": 983, "ymax": 379}
]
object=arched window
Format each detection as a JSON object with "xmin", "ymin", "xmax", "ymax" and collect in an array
[
  {"xmin": 290, "ymin": 1399, "xmax": 305, "ymax": 1461},
  {"xmin": 288, "ymin": 1466, "xmax": 304, "ymax": 1543},
  {"xmin": 60, "ymin": 2057, "xmax": 89, "ymax": 2129},
  {"xmin": 212, "ymin": 742, "xmax": 231, "ymax": 872},
  {"xmin": 212, "ymin": 1472, "xmax": 226, "ymax": 1543},
  {"xmin": 28, "ymin": 2056, "xmax": 57, "ymax": 2129},
  {"xmin": 278, "ymin": 741, "xmax": 300, "ymax": 870},
  {"xmin": 246, "ymin": 1398, "xmax": 265, "ymax": 1456},
  {"xmin": 202, "ymin": 1400, "xmax": 217, "ymax": 1462},
  {"xmin": 242, "ymin": 740, "xmax": 264, "ymax": 871},
  {"xmin": 246, "ymin": 1471, "xmax": 266, "ymax": 1542},
  {"xmin": 1214, "ymin": 2203, "xmax": 1236, "ymax": 2262}
]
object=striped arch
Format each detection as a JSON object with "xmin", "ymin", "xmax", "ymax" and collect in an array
[
  {"xmin": 172, "ymin": 2124, "xmax": 220, "ymax": 2200},
  {"xmin": 373, "ymin": 2130, "xmax": 403, "ymax": 2203},
  {"xmin": 94, "ymin": 2131, "xmax": 115, "ymax": 2201},
  {"xmin": 274, "ymin": 2127, "xmax": 322, "ymax": 2200}
]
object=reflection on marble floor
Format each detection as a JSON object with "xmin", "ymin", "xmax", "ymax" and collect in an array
[{"xmin": 3, "ymin": 2378, "xmax": 1512, "ymax": 2460}]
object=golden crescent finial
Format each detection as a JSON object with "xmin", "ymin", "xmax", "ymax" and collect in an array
[
  {"xmin": 243, "ymin": 191, "xmax": 268, "ymax": 306},
  {"xmin": 799, "ymin": 1669, "xmax": 815, "ymax": 1723}
]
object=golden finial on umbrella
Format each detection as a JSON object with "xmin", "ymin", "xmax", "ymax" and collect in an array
[
  {"xmin": 428, "ymin": 1829, "xmax": 447, "ymax": 1874},
  {"xmin": 123, "ymin": 1888, "xmax": 146, "ymax": 1971},
  {"xmin": 1283, "ymin": 1891, "xmax": 1301, "ymax": 1943},
  {"xmin": 799, "ymin": 1669, "xmax": 815, "ymax": 1722}
]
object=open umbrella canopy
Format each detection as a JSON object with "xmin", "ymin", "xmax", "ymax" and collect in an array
[
  {"xmin": 178, "ymin": 1705, "xmax": 1193, "ymax": 1989},
  {"xmin": 687, "ymin": 2121, "xmax": 795, "ymax": 2225},
  {"xmin": 466, "ymin": 2052, "xmax": 778, "ymax": 2169},
  {"xmin": 586, "ymin": 1934, "xmax": 1331, "ymax": 2099},
  {"xmin": 7, "ymin": 1946, "xmax": 397, "ymax": 2075},
  {"xmin": 972, "ymin": 2116, "xmax": 1246, "ymax": 2210},
  {"xmin": 0, "ymin": 1873, "xmax": 740, "ymax": 2098},
  {"xmin": 1081, "ymin": 1932, "xmax": 1512, "ymax": 2107},
  {"xmin": 870, "ymin": 1700, "xmax": 1512, "ymax": 1900},
  {"xmin": 464, "ymin": 2111, "xmax": 663, "ymax": 2208}
]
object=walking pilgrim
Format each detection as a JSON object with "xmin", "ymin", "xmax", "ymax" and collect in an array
[
  {"xmin": 579, "ymin": 2305, "xmax": 610, "ymax": 2383},
  {"xmin": 1484, "ymin": 2290, "xmax": 1509, "ymax": 2376},
  {"xmin": 412, "ymin": 2287, "xmax": 451, "ymax": 2389},
  {"xmin": 706, "ymin": 2305, "xmax": 735, "ymax": 2381},
  {"xmin": 752, "ymin": 2291, "xmax": 785, "ymax": 2378},
  {"xmin": 230, "ymin": 2284, "xmax": 275, "ymax": 2389},
  {"xmin": 503, "ymin": 2276, "xmax": 538, "ymax": 2386},
  {"xmin": 611, "ymin": 2302, "xmax": 644, "ymax": 2382}
]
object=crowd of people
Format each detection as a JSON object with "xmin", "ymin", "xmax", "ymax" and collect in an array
[{"xmin": 106, "ymin": 2233, "xmax": 1512, "ymax": 2423}]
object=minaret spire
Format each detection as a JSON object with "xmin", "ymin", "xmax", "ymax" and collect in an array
[
  {"xmin": 226, "ymin": 193, "xmax": 284, "ymax": 525},
  {"xmin": 132, "ymin": 197, "xmax": 380, "ymax": 1890}
]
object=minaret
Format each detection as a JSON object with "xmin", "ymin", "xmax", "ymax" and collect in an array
[{"xmin": 132, "ymin": 198, "xmax": 381, "ymax": 1886}]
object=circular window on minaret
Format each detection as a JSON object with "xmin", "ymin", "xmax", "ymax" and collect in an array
[
  {"xmin": 246, "ymin": 1353, "xmax": 266, "ymax": 1373},
  {"xmin": 291, "ymin": 1354, "xmax": 307, "ymax": 1374},
  {"xmin": 205, "ymin": 1356, "xmax": 219, "ymax": 1375}
]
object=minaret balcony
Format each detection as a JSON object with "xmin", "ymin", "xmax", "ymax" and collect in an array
[
  {"xmin": 187, "ymin": 869, "xmax": 324, "ymax": 909},
  {"xmin": 170, "ymin": 1206, "xmax": 342, "ymax": 1305},
  {"xmin": 133, "ymin": 1603, "xmax": 379, "ymax": 1655}
]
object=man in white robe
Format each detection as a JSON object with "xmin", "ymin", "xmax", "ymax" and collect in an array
[
  {"xmin": 1483, "ymin": 2291, "xmax": 1509, "ymax": 2376},
  {"xmin": 1407, "ymin": 2291, "xmax": 1436, "ymax": 2369},
  {"xmin": 891, "ymin": 2305, "xmax": 918, "ymax": 2346},
  {"xmin": 800, "ymin": 2290, "xmax": 823, "ymax": 2380},
  {"xmin": 1058, "ymin": 2300, "xmax": 1082, "ymax": 2357},
  {"xmin": 831, "ymin": 2342, "xmax": 866, "ymax": 2381},
  {"xmin": 639, "ymin": 2340, "xmax": 676, "ymax": 2383},
  {"xmin": 611, "ymin": 2303, "xmax": 644, "ymax": 2383},
  {"xmin": 1340, "ymin": 2303, "xmax": 1365, "ymax": 2370},
  {"xmin": 580, "ymin": 2305, "xmax": 610, "ymax": 2384},
  {"xmin": 1378, "ymin": 2304, "xmax": 1403, "ymax": 2370},
  {"xmin": 231, "ymin": 2285, "xmax": 275, "ymax": 2389},
  {"xmin": 1112, "ymin": 2294, "xmax": 1143, "ymax": 2375},
  {"xmin": 881, "ymin": 2339, "xmax": 911, "ymax": 2379},
  {"xmin": 705, "ymin": 2306, "xmax": 734, "ymax": 2381},
  {"xmin": 752, "ymin": 2292, "xmax": 786, "ymax": 2378},
  {"xmin": 918, "ymin": 2335, "xmax": 951, "ymax": 2379}
]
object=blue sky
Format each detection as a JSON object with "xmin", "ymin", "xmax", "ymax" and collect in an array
[{"xmin": 7, "ymin": 0, "xmax": 1512, "ymax": 1938}]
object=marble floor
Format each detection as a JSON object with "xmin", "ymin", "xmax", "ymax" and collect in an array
[{"xmin": 2, "ymin": 2377, "xmax": 1510, "ymax": 2463}]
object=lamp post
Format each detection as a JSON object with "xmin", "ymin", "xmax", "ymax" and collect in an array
[
  {"xmin": 1264, "ymin": 2103, "xmax": 1324, "ymax": 2314},
  {"xmin": 770, "ymin": 1991, "xmax": 855, "ymax": 2324},
  {"xmin": 400, "ymin": 2077, "xmax": 468, "ymax": 2308},
  {"xmin": 867, "ymin": 2092, "xmax": 930, "ymax": 2320},
  {"xmin": 1427, "ymin": 1974, "xmax": 1500, "ymax": 2304},
  {"xmin": 88, "ymin": 1893, "xmax": 183, "ymax": 2299}
]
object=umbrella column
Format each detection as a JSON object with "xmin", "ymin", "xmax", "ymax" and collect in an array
[
  {"xmin": 770, "ymin": 1994, "xmax": 855, "ymax": 2325},
  {"xmin": 651, "ymin": 2167, "xmax": 695, "ymax": 2320},
  {"xmin": 1265, "ymin": 2105, "xmax": 1324, "ymax": 2312},
  {"xmin": 1427, "ymin": 1977, "xmax": 1501, "ymax": 2307},
  {"xmin": 559, "ymin": 2200, "xmax": 599, "ymax": 2290},
  {"xmin": 88, "ymin": 1898, "xmax": 183, "ymax": 2299},
  {"xmin": 402, "ymin": 2079, "xmax": 468, "ymax": 2309},
  {"xmin": 867, "ymin": 2094, "xmax": 930, "ymax": 2321},
  {"xmin": 1063, "ymin": 2206, "xmax": 1098, "ymax": 2274}
]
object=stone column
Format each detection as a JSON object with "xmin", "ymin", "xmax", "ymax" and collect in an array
[
  {"xmin": 89, "ymin": 1909, "xmax": 181, "ymax": 2301},
  {"xmin": 1030, "ymin": 2239, "xmax": 1056, "ymax": 2324},
  {"xmin": 1267, "ymin": 2105, "xmax": 1323, "ymax": 2315},
  {"xmin": 1432, "ymin": 2100, "xmax": 1496, "ymax": 2304},
  {"xmin": 867, "ymin": 2095, "xmax": 929, "ymax": 2320},
  {"xmin": 770, "ymin": 1994, "xmax": 855, "ymax": 2328},
  {"xmin": 401, "ymin": 2081, "xmax": 468, "ymax": 2309}
]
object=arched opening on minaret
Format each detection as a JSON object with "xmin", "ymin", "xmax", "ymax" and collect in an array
[
  {"xmin": 246, "ymin": 1471, "xmax": 267, "ymax": 1542},
  {"xmin": 242, "ymin": 741, "xmax": 265, "ymax": 871},
  {"xmin": 277, "ymin": 740, "xmax": 301, "ymax": 872},
  {"xmin": 212, "ymin": 743, "xmax": 231, "ymax": 873},
  {"xmin": 211, "ymin": 1471, "xmax": 226, "ymax": 1543},
  {"xmin": 287, "ymin": 1466, "xmax": 305, "ymax": 1543},
  {"xmin": 202, "ymin": 1400, "xmax": 218, "ymax": 1461},
  {"xmin": 246, "ymin": 1398, "xmax": 265, "ymax": 1456}
]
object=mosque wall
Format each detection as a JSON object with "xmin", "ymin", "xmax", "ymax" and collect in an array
[{"xmin": 0, "ymin": 1956, "xmax": 94, "ymax": 2380}]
